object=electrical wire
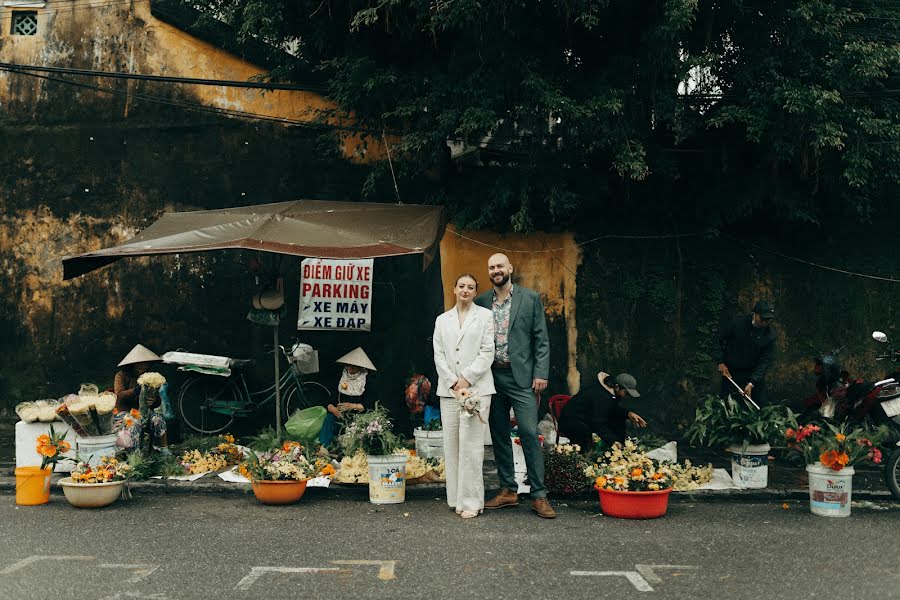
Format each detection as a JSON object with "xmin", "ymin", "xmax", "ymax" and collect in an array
[
  {"xmin": 446, "ymin": 228, "xmax": 708, "ymax": 254},
  {"xmin": 0, "ymin": 62, "xmax": 327, "ymax": 92}
]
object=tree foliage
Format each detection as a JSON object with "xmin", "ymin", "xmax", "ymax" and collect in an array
[{"xmin": 187, "ymin": 0, "xmax": 899, "ymax": 230}]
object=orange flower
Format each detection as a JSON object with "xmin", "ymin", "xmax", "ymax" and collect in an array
[
  {"xmin": 613, "ymin": 476, "xmax": 625, "ymax": 486},
  {"xmin": 652, "ymin": 472, "xmax": 664, "ymax": 480},
  {"xmin": 820, "ymin": 450, "xmax": 850, "ymax": 471},
  {"xmin": 321, "ymin": 464, "xmax": 336, "ymax": 477},
  {"xmin": 630, "ymin": 468, "xmax": 643, "ymax": 478},
  {"xmin": 38, "ymin": 445, "xmax": 57, "ymax": 458},
  {"xmin": 595, "ymin": 476, "xmax": 608, "ymax": 488},
  {"xmin": 36, "ymin": 434, "xmax": 51, "ymax": 447},
  {"xmin": 57, "ymin": 440, "xmax": 71, "ymax": 453},
  {"xmin": 281, "ymin": 441, "xmax": 302, "ymax": 452},
  {"xmin": 222, "ymin": 434, "xmax": 235, "ymax": 444},
  {"xmin": 130, "ymin": 409, "xmax": 142, "ymax": 419},
  {"xmin": 124, "ymin": 418, "xmax": 134, "ymax": 427},
  {"xmin": 835, "ymin": 433, "xmax": 846, "ymax": 442},
  {"xmin": 408, "ymin": 449, "xmax": 417, "ymax": 457}
]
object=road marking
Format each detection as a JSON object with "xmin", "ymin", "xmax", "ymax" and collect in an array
[
  {"xmin": 97, "ymin": 593, "xmax": 171, "ymax": 600},
  {"xmin": 99, "ymin": 563, "xmax": 161, "ymax": 584},
  {"xmin": 1, "ymin": 555, "xmax": 94, "ymax": 575},
  {"xmin": 634, "ymin": 564, "xmax": 699, "ymax": 584},
  {"xmin": 570, "ymin": 571, "xmax": 654, "ymax": 592},
  {"xmin": 234, "ymin": 567, "xmax": 341, "ymax": 591},
  {"xmin": 330, "ymin": 560, "xmax": 398, "ymax": 581}
]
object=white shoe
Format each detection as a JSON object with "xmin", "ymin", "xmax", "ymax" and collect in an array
[{"xmin": 460, "ymin": 510, "xmax": 479, "ymax": 519}]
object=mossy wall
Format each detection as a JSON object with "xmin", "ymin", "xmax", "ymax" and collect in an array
[{"xmin": 573, "ymin": 231, "xmax": 900, "ymax": 435}]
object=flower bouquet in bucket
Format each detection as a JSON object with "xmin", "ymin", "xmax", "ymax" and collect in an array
[
  {"xmin": 585, "ymin": 439, "xmax": 673, "ymax": 519},
  {"xmin": 240, "ymin": 441, "xmax": 317, "ymax": 505},
  {"xmin": 59, "ymin": 456, "xmax": 132, "ymax": 508},
  {"xmin": 16, "ymin": 425, "xmax": 73, "ymax": 505},
  {"xmin": 339, "ymin": 405, "xmax": 407, "ymax": 504},
  {"xmin": 784, "ymin": 421, "xmax": 883, "ymax": 517}
]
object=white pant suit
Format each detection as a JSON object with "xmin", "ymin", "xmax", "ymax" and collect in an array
[{"xmin": 433, "ymin": 304, "xmax": 496, "ymax": 513}]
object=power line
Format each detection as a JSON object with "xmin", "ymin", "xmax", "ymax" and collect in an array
[
  {"xmin": 0, "ymin": 62, "xmax": 327, "ymax": 92},
  {"xmin": 724, "ymin": 234, "xmax": 900, "ymax": 283},
  {"xmin": 0, "ymin": 66, "xmax": 384, "ymax": 135},
  {"xmin": 446, "ymin": 228, "xmax": 707, "ymax": 254}
]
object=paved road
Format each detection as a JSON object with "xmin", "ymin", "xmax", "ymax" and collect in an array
[{"xmin": 1, "ymin": 490, "xmax": 898, "ymax": 600}]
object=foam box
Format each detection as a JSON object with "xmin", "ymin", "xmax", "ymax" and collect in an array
[{"xmin": 15, "ymin": 420, "xmax": 76, "ymax": 472}]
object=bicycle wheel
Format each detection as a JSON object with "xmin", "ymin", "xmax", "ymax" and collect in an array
[
  {"xmin": 178, "ymin": 376, "xmax": 239, "ymax": 434},
  {"xmin": 284, "ymin": 380, "xmax": 332, "ymax": 419}
]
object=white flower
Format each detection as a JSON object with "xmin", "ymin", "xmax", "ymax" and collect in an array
[{"xmin": 137, "ymin": 372, "xmax": 167, "ymax": 389}]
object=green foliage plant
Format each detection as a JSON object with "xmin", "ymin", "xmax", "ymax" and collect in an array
[
  {"xmin": 686, "ymin": 394, "xmax": 791, "ymax": 449},
  {"xmin": 339, "ymin": 404, "xmax": 401, "ymax": 456}
]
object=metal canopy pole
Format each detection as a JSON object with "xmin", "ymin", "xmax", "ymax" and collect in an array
[{"xmin": 274, "ymin": 325, "xmax": 281, "ymax": 442}]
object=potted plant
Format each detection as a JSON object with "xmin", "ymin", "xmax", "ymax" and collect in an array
[
  {"xmin": 16, "ymin": 425, "xmax": 72, "ymax": 505},
  {"xmin": 59, "ymin": 456, "xmax": 132, "ymax": 508},
  {"xmin": 686, "ymin": 394, "xmax": 790, "ymax": 488},
  {"xmin": 585, "ymin": 439, "xmax": 673, "ymax": 519},
  {"xmin": 339, "ymin": 405, "xmax": 406, "ymax": 504},
  {"xmin": 784, "ymin": 421, "xmax": 883, "ymax": 517},
  {"xmin": 543, "ymin": 443, "xmax": 593, "ymax": 496},
  {"xmin": 239, "ymin": 441, "xmax": 316, "ymax": 505}
]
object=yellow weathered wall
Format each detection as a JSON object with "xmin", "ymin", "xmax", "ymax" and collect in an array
[
  {"xmin": 439, "ymin": 226, "xmax": 582, "ymax": 394},
  {"xmin": 0, "ymin": 0, "xmax": 378, "ymax": 160}
]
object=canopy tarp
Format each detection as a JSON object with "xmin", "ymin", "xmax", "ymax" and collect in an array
[{"xmin": 63, "ymin": 200, "xmax": 447, "ymax": 279}]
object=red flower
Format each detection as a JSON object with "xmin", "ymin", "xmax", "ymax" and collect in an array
[{"xmin": 785, "ymin": 428, "xmax": 795, "ymax": 439}]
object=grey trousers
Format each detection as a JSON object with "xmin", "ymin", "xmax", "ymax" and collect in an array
[{"xmin": 488, "ymin": 368, "xmax": 546, "ymax": 498}]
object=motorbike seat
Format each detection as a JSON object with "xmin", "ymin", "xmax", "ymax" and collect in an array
[{"xmin": 229, "ymin": 359, "xmax": 255, "ymax": 370}]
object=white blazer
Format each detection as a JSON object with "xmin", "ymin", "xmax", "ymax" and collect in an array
[{"xmin": 433, "ymin": 304, "xmax": 496, "ymax": 398}]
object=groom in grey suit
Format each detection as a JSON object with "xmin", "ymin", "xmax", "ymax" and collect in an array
[{"xmin": 475, "ymin": 253, "xmax": 555, "ymax": 518}]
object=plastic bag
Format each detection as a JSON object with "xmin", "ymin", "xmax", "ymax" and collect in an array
[
  {"xmin": 284, "ymin": 406, "xmax": 327, "ymax": 443},
  {"xmin": 646, "ymin": 441, "xmax": 678, "ymax": 463},
  {"xmin": 159, "ymin": 383, "xmax": 175, "ymax": 420},
  {"xmin": 537, "ymin": 414, "xmax": 557, "ymax": 447}
]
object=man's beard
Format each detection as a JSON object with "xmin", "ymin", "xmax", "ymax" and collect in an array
[{"xmin": 492, "ymin": 273, "xmax": 510, "ymax": 287}]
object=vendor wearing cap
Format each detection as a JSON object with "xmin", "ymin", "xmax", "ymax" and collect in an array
[
  {"xmin": 715, "ymin": 300, "xmax": 777, "ymax": 406},
  {"xmin": 113, "ymin": 343, "xmax": 168, "ymax": 449},
  {"xmin": 318, "ymin": 347, "xmax": 377, "ymax": 446},
  {"xmin": 558, "ymin": 372, "xmax": 647, "ymax": 452}
]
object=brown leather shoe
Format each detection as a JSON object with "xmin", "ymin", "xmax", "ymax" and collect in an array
[
  {"xmin": 531, "ymin": 497, "xmax": 557, "ymax": 519},
  {"xmin": 484, "ymin": 488, "xmax": 519, "ymax": 509}
]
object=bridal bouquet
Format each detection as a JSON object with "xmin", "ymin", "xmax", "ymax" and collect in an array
[{"xmin": 454, "ymin": 388, "xmax": 484, "ymax": 421}]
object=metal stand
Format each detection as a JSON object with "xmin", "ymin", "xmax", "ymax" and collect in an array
[{"xmin": 273, "ymin": 326, "xmax": 281, "ymax": 442}]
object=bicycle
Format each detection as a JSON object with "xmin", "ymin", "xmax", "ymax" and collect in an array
[{"xmin": 172, "ymin": 343, "xmax": 331, "ymax": 435}]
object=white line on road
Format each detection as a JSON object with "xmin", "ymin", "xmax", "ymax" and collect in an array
[
  {"xmin": 634, "ymin": 564, "xmax": 699, "ymax": 584},
  {"xmin": 234, "ymin": 567, "xmax": 341, "ymax": 591},
  {"xmin": 1, "ymin": 555, "xmax": 94, "ymax": 575},
  {"xmin": 99, "ymin": 563, "xmax": 161, "ymax": 584},
  {"xmin": 97, "ymin": 592, "xmax": 171, "ymax": 600},
  {"xmin": 570, "ymin": 570, "xmax": 654, "ymax": 592},
  {"xmin": 330, "ymin": 560, "xmax": 398, "ymax": 581}
]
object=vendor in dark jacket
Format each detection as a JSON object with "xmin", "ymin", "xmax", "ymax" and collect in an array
[
  {"xmin": 715, "ymin": 300, "xmax": 777, "ymax": 406},
  {"xmin": 558, "ymin": 372, "xmax": 647, "ymax": 452}
]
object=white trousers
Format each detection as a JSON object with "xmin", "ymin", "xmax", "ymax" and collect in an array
[{"xmin": 440, "ymin": 396, "xmax": 491, "ymax": 512}]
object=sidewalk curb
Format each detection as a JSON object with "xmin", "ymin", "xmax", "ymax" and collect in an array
[{"xmin": 0, "ymin": 476, "xmax": 894, "ymax": 503}]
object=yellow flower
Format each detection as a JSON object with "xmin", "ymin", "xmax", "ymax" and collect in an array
[
  {"xmin": 223, "ymin": 433, "xmax": 235, "ymax": 444},
  {"xmin": 835, "ymin": 433, "xmax": 846, "ymax": 442},
  {"xmin": 595, "ymin": 476, "xmax": 608, "ymax": 488}
]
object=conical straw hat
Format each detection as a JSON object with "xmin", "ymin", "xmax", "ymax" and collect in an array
[
  {"xmin": 335, "ymin": 347, "xmax": 376, "ymax": 371},
  {"xmin": 118, "ymin": 344, "xmax": 162, "ymax": 367}
]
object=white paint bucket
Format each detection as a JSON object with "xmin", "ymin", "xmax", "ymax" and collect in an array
[
  {"xmin": 413, "ymin": 429, "xmax": 444, "ymax": 460},
  {"xmin": 76, "ymin": 434, "xmax": 118, "ymax": 466},
  {"xmin": 728, "ymin": 443, "xmax": 770, "ymax": 488},
  {"xmin": 807, "ymin": 463, "xmax": 854, "ymax": 517},
  {"xmin": 367, "ymin": 454, "xmax": 407, "ymax": 504}
]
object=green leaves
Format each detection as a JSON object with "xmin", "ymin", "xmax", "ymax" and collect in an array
[{"xmin": 686, "ymin": 394, "xmax": 792, "ymax": 448}]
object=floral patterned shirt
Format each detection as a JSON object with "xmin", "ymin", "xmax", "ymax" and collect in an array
[{"xmin": 491, "ymin": 285, "xmax": 514, "ymax": 363}]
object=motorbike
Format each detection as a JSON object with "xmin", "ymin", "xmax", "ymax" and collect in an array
[
  {"xmin": 872, "ymin": 331, "xmax": 900, "ymax": 500},
  {"xmin": 801, "ymin": 331, "xmax": 900, "ymax": 501}
]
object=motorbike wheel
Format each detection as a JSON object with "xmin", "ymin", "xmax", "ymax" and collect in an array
[{"xmin": 885, "ymin": 447, "xmax": 900, "ymax": 502}]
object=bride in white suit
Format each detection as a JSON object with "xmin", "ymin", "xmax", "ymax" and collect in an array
[{"xmin": 433, "ymin": 274, "xmax": 496, "ymax": 519}]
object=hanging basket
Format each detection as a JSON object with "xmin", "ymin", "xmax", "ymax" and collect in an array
[{"xmin": 597, "ymin": 487, "xmax": 672, "ymax": 519}]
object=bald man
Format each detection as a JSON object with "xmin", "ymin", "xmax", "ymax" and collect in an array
[{"xmin": 475, "ymin": 254, "xmax": 554, "ymax": 518}]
